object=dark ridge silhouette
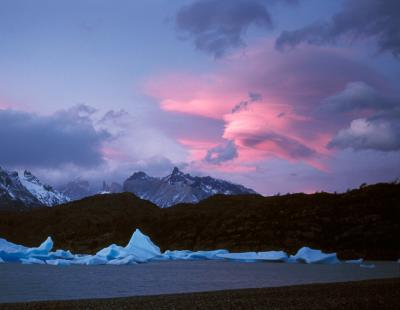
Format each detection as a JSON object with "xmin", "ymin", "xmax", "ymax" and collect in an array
[{"xmin": 0, "ymin": 183, "xmax": 399, "ymax": 259}]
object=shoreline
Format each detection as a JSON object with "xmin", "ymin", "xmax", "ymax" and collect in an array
[{"xmin": 1, "ymin": 278, "xmax": 399, "ymax": 309}]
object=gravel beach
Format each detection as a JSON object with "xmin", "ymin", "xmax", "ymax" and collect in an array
[{"xmin": 1, "ymin": 278, "xmax": 399, "ymax": 310}]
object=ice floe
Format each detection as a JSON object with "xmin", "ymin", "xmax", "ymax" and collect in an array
[
  {"xmin": 217, "ymin": 251, "xmax": 288, "ymax": 262},
  {"xmin": 289, "ymin": 247, "xmax": 340, "ymax": 264},
  {"xmin": 0, "ymin": 229, "xmax": 367, "ymax": 266}
]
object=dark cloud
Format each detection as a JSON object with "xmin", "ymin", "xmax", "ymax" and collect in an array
[
  {"xmin": 276, "ymin": 0, "xmax": 400, "ymax": 58},
  {"xmin": 320, "ymin": 81, "xmax": 397, "ymax": 113},
  {"xmin": 176, "ymin": 0, "xmax": 297, "ymax": 58},
  {"xmin": 99, "ymin": 109, "xmax": 129, "ymax": 123},
  {"xmin": 0, "ymin": 107, "xmax": 110, "ymax": 169},
  {"xmin": 232, "ymin": 92, "xmax": 262, "ymax": 113},
  {"xmin": 248, "ymin": 92, "xmax": 262, "ymax": 102},
  {"xmin": 242, "ymin": 132, "xmax": 315, "ymax": 159},
  {"xmin": 328, "ymin": 115, "xmax": 400, "ymax": 152},
  {"xmin": 204, "ymin": 140, "xmax": 238, "ymax": 164},
  {"xmin": 326, "ymin": 83, "xmax": 400, "ymax": 151}
]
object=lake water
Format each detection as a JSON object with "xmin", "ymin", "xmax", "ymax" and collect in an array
[{"xmin": 0, "ymin": 260, "xmax": 398, "ymax": 303}]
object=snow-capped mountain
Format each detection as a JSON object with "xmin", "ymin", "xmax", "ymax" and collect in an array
[
  {"xmin": 123, "ymin": 167, "xmax": 257, "ymax": 208},
  {"xmin": 0, "ymin": 167, "xmax": 70, "ymax": 209}
]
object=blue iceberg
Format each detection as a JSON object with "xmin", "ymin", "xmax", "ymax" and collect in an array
[
  {"xmin": 0, "ymin": 229, "xmax": 356, "ymax": 266},
  {"xmin": 289, "ymin": 247, "xmax": 340, "ymax": 264}
]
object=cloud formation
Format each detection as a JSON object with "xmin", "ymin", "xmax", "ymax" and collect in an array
[
  {"xmin": 204, "ymin": 140, "xmax": 238, "ymax": 164},
  {"xmin": 176, "ymin": 0, "xmax": 296, "ymax": 57},
  {"xmin": 232, "ymin": 92, "xmax": 262, "ymax": 113},
  {"xmin": 326, "ymin": 83, "xmax": 400, "ymax": 151},
  {"xmin": 320, "ymin": 81, "xmax": 397, "ymax": 113},
  {"xmin": 147, "ymin": 41, "xmax": 387, "ymax": 170},
  {"xmin": 0, "ymin": 106, "xmax": 110, "ymax": 169},
  {"xmin": 329, "ymin": 116, "xmax": 400, "ymax": 151},
  {"xmin": 276, "ymin": 0, "xmax": 400, "ymax": 58}
]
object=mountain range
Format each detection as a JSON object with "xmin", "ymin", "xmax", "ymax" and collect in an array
[
  {"xmin": 123, "ymin": 167, "xmax": 257, "ymax": 208},
  {"xmin": 0, "ymin": 167, "xmax": 69, "ymax": 209},
  {"xmin": 0, "ymin": 166, "xmax": 256, "ymax": 209}
]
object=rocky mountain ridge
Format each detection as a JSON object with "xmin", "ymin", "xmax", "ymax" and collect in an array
[
  {"xmin": 0, "ymin": 167, "xmax": 69, "ymax": 209},
  {"xmin": 123, "ymin": 167, "xmax": 257, "ymax": 208}
]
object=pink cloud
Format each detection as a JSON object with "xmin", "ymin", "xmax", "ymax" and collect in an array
[{"xmin": 144, "ymin": 40, "xmax": 388, "ymax": 172}]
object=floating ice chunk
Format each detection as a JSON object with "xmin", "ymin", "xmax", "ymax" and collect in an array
[
  {"xmin": 0, "ymin": 237, "xmax": 52, "ymax": 262},
  {"xmin": 96, "ymin": 244, "xmax": 124, "ymax": 260},
  {"xmin": 0, "ymin": 238, "xmax": 28, "ymax": 261},
  {"xmin": 162, "ymin": 250, "xmax": 194, "ymax": 260},
  {"xmin": 345, "ymin": 258, "xmax": 364, "ymax": 264},
  {"xmin": 0, "ymin": 231, "xmax": 345, "ymax": 266},
  {"xmin": 217, "ymin": 251, "xmax": 288, "ymax": 262},
  {"xmin": 290, "ymin": 247, "xmax": 340, "ymax": 264},
  {"xmin": 160, "ymin": 249, "xmax": 228, "ymax": 261},
  {"xmin": 123, "ymin": 229, "xmax": 161, "ymax": 260},
  {"xmin": 26, "ymin": 237, "xmax": 53, "ymax": 256},
  {"xmin": 257, "ymin": 251, "xmax": 288, "ymax": 262},
  {"xmin": 217, "ymin": 252, "xmax": 259, "ymax": 262},
  {"xmin": 46, "ymin": 259, "xmax": 72, "ymax": 266},
  {"xmin": 73, "ymin": 255, "xmax": 108, "ymax": 265},
  {"xmin": 108, "ymin": 255, "xmax": 138, "ymax": 265},
  {"xmin": 186, "ymin": 249, "xmax": 229, "ymax": 260},
  {"xmin": 0, "ymin": 257, "xmax": 4, "ymax": 263},
  {"xmin": 48, "ymin": 249, "xmax": 75, "ymax": 260},
  {"xmin": 20, "ymin": 257, "xmax": 45, "ymax": 264}
]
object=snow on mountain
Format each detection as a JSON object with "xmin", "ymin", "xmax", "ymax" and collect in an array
[
  {"xmin": 123, "ymin": 167, "xmax": 257, "ymax": 208},
  {"xmin": 0, "ymin": 167, "xmax": 69, "ymax": 209},
  {"xmin": 20, "ymin": 171, "xmax": 69, "ymax": 206}
]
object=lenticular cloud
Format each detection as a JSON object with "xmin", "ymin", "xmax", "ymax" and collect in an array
[{"xmin": 0, "ymin": 229, "xmax": 355, "ymax": 266}]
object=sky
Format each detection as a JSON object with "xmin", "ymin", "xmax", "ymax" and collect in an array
[{"xmin": 0, "ymin": 0, "xmax": 399, "ymax": 194}]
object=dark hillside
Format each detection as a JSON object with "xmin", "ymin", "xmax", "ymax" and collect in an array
[
  {"xmin": 0, "ymin": 193, "xmax": 159, "ymax": 253},
  {"xmin": 0, "ymin": 183, "xmax": 399, "ymax": 259}
]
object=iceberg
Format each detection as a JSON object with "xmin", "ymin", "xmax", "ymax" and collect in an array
[
  {"xmin": 46, "ymin": 259, "xmax": 73, "ymax": 266},
  {"xmin": 0, "ymin": 238, "xmax": 29, "ymax": 261},
  {"xmin": 96, "ymin": 229, "xmax": 161, "ymax": 263},
  {"xmin": 20, "ymin": 257, "xmax": 46, "ymax": 265},
  {"xmin": 186, "ymin": 249, "xmax": 229, "ymax": 260},
  {"xmin": 289, "ymin": 247, "xmax": 340, "ymax": 264},
  {"xmin": 123, "ymin": 229, "xmax": 161, "ymax": 260},
  {"xmin": 26, "ymin": 237, "xmax": 53, "ymax": 256},
  {"xmin": 48, "ymin": 249, "xmax": 75, "ymax": 260},
  {"xmin": 162, "ymin": 250, "xmax": 194, "ymax": 260},
  {"xmin": 217, "ymin": 252, "xmax": 259, "ymax": 262},
  {"xmin": 96, "ymin": 244, "xmax": 124, "ymax": 260},
  {"xmin": 0, "ymin": 230, "xmax": 346, "ymax": 266},
  {"xmin": 217, "ymin": 251, "xmax": 288, "ymax": 262},
  {"xmin": 258, "ymin": 251, "xmax": 289, "ymax": 262},
  {"xmin": 108, "ymin": 255, "xmax": 138, "ymax": 265},
  {"xmin": 0, "ymin": 237, "xmax": 53, "ymax": 262},
  {"xmin": 72, "ymin": 255, "xmax": 109, "ymax": 265}
]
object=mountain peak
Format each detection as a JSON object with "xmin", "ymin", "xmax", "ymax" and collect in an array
[
  {"xmin": 123, "ymin": 168, "xmax": 257, "ymax": 208},
  {"xmin": 23, "ymin": 170, "xmax": 40, "ymax": 184},
  {"xmin": 128, "ymin": 171, "xmax": 149, "ymax": 181},
  {"xmin": 171, "ymin": 167, "xmax": 183, "ymax": 176},
  {"xmin": 0, "ymin": 166, "xmax": 69, "ymax": 209}
]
